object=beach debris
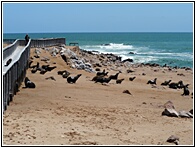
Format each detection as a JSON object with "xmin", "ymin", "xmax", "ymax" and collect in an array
[
  {"xmin": 116, "ymin": 79, "xmax": 124, "ymax": 84},
  {"xmin": 123, "ymin": 90, "xmax": 132, "ymax": 95},
  {"xmin": 45, "ymin": 76, "xmax": 56, "ymax": 81},
  {"xmin": 142, "ymin": 73, "xmax": 146, "ymax": 76},
  {"xmin": 166, "ymin": 135, "xmax": 179, "ymax": 145}
]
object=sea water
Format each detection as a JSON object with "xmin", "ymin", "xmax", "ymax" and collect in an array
[{"xmin": 3, "ymin": 32, "xmax": 193, "ymax": 68}]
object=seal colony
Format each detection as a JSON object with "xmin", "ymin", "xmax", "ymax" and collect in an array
[{"xmin": 3, "ymin": 44, "xmax": 193, "ymax": 145}]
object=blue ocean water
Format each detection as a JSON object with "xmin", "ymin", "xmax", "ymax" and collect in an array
[{"xmin": 3, "ymin": 32, "xmax": 193, "ymax": 68}]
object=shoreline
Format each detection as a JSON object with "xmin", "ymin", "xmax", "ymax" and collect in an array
[
  {"xmin": 80, "ymin": 48, "xmax": 193, "ymax": 70},
  {"xmin": 3, "ymin": 44, "xmax": 193, "ymax": 145}
]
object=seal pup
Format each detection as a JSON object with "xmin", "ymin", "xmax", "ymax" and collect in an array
[
  {"xmin": 4, "ymin": 58, "xmax": 12, "ymax": 66},
  {"xmin": 24, "ymin": 77, "xmax": 36, "ymax": 88},
  {"xmin": 147, "ymin": 78, "xmax": 157, "ymax": 85},
  {"xmin": 67, "ymin": 74, "xmax": 82, "ymax": 84},
  {"xmin": 116, "ymin": 79, "xmax": 124, "ymax": 84},
  {"xmin": 129, "ymin": 76, "xmax": 136, "ymax": 81},
  {"xmin": 161, "ymin": 80, "xmax": 172, "ymax": 86}
]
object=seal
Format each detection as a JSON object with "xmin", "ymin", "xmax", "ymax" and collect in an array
[
  {"xmin": 161, "ymin": 80, "xmax": 171, "ymax": 86},
  {"xmin": 181, "ymin": 85, "xmax": 190, "ymax": 96},
  {"xmin": 96, "ymin": 69, "xmax": 108, "ymax": 77},
  {"xmin": 109, "ymin": 71, "xmax": 121, "ymax": 80},
  {"xmin": 116, "ymin": 79, "xmax": 124, "ymax": 84},
  {"xmin": 129, "ymin": 76, "xmax": 136, "ymax": 81},
  {"xmin": 67, "ymin": 74, "xmax": 82, "ymax": 84},
  {"xmin": 24, "ymin": 77, "xmax": 36, "ymax": 88},
  {"xmin": 147, "ymin": 78, "xmax": 157, "ymax": 85},
  {"xmin": 95, "ymin": 76, "xmax": 112, "ymax": 84}
]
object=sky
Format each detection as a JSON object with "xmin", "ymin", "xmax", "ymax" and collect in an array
[{"xmin": 2, "ymin": 2, "xmax": 194, "ymax": 33}]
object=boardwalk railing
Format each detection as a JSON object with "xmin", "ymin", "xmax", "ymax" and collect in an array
[
  {"xmin": 3, "ymin": 38, "xmax": 66, "ymax": 112},
  {"xmin": 30, "ymin": 38, "xmax": 66, "ymax": 48},
  {"xmin": 3, "ymin": 39, "xmax": 30, "ymax": 112}
]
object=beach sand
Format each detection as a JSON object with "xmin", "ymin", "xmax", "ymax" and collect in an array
[{"xmin": 3, "ymin": 45, "xmax": 193, "ymax": 145}]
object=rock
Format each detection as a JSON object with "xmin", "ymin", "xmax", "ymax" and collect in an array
[
  {"xmin": 122, "ymin": 58, "xmax": 133, "ymax": 63},
  {"xmin": 163, "ymin": 101, "xmax": 175, "ymax": 109},
  {"xmin": 129, "ymin": 52, "xmax": 135, "ymax": 54},
  {"xmin": 178, "ymin": 110, "xmax": 193, "ymax": 118},
  {"xmin": 166, "ymin": 135, "xmax": 179, "ymax": 145},
  {"xmin": 162, "ymin": 108, "xmax": 179, "ymax": 117}
]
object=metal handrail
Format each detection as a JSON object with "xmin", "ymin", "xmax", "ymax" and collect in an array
[{"xmin": 3, "ymin": 38, "xmax": 66, "ymax": 112}]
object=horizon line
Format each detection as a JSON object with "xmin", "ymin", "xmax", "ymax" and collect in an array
[{"xmin": 3, "ymin": 31, "xmax": 194, "ymax": 34}]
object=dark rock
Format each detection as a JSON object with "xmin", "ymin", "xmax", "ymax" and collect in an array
[
  {"xmin": 122, "ymin": 58, "xmax": 133, "ymax": 63},
  {"xmin": 129, "ymin": 52, "xmax": 135, "ymax": 54}
]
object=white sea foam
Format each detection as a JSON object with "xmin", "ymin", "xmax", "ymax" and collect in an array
[{"xmin": 80, "ymin": 43, "xmax": 193, "ymax": 67}]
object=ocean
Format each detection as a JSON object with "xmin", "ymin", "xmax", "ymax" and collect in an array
[{"xmin": 3, "ymin": 32, "xmax": 193, "ymax": 68}]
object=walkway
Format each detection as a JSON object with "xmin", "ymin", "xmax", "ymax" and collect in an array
[{"xmin": 3, "ymin": 46, "xmax": 25, "ymax": 75}]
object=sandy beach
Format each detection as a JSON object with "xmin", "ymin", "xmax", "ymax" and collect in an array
[{"xmin": 3, "ymin": 45, "xmax": 193, "ymax": 145}]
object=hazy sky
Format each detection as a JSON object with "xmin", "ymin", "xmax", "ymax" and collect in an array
[{"xmin": 3, "ymin": 2, "xmax": 193, "ymax": 33}]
